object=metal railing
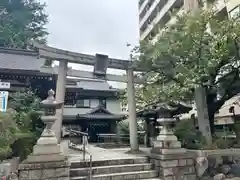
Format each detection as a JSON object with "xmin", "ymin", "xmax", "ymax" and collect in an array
[
  {"xmin": 66, "ymin": 129, "xmax": 92, "ymax": 180},
  {"xmin": 85, "ymin": 150, "xmax": 92, "ymax": 180}
]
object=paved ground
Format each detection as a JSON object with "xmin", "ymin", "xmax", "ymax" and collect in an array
[{"xmin": 61, "ymin": 140, "xmax": 150, "ymax": 162}]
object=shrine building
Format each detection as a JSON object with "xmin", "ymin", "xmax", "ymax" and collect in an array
[{"xmin": 0, "ymin": 47, "xmax": 125, "ymax": 142}]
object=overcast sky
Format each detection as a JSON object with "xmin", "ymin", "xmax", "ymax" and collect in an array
[{"xmin": 42, "ymin": 0, "xmax": 139, "ymax": 88}]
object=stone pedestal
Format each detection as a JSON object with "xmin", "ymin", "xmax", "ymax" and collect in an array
[
  {"xmin": 150, "ymin": 118, "xmax": 197, "ymax": 180},
  {"xmin": 18, "ymin": 90, "xmax": 70, "ymax": 180},
  {"xmin": 18, "ymin": 161, "xmax": 69, "ymax": 180}
]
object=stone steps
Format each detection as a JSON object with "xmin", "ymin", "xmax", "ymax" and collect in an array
[
  {"xmin": 70, "ymin": 170, "xmax": 157, "ymax": 180},
  {"xmin": 70, "ymin": 157, "xmax": 158, "ymax": 180},
  {"xmin": 71, "ymin": 157, "xmax": 148, "ymax": 168},
  {"xmin": 70, "ymin": 163, "xmax": 152, "ymax": 176}
]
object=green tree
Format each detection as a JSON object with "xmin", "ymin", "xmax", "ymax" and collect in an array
[
  {"xmin": 0, "ymin": 90, "xmax": 44, "ymax": 161},
  {"xmin": 136, "ymin": 9, "xmax": 240, "ymax": 134},
  {"xmin": 9, "ymin": 90, "xmax": 44, "ymax": 160},
  {"xmin": 0, "ymin": 0, "xmax": 48, "ymax": 48},
  {"xmin": 0, "ymin": 109, "xmax": 21, "ymax": 161}
]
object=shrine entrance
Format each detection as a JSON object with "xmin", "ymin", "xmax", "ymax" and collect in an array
[
  {"xmin": 34, "ymin": 42, "xmax": 144, "ymax": 152},
  {"xmin": 88, "ymin": 122, "xmax": 111, "ymax": 142}
]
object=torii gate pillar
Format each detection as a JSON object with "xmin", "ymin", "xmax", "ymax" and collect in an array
[
  {"xmin": 52, "ymin": 60, "xmax": 68, "ymax": 143},
  {"xmin": 126, "ymin": 67, "xmax": 139, "ymax": 152}
]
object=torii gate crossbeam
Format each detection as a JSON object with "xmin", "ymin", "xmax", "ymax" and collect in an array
[{"xmin": 34, "ymin": 43, "xmax": 140, "ymax": 152}]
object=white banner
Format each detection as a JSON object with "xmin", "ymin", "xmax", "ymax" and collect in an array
[
  {"xmin": 0, "ymin": 82, "xmax": 10, "ymax": 89},
  {"xmin": 0, "ymin": 91, "xmax": 9, "ymax": 112}
]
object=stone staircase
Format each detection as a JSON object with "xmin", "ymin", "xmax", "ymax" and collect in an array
[{"xmin": 70, "ymin": 157, "xmax": 159, "ymax": 180}]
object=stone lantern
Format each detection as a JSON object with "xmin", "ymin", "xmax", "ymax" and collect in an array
[
  {"xmin": 26, "ymin": 89, "xmax": 65, "ymax": 162},
  {"xmin": 149, "ymin": 104, "xmax": 197, "ymax": 180},
  {"xmin": 151, "ymin": 105, "xmax": 186, "ymax": 154},
  {"xmin": 18, "ymin": 89, "xmax": 70, "ymax": 180}
]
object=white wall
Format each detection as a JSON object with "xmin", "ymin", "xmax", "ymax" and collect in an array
[
  {"xmin": 63, "ymin": 107, "xmax": 92, "ymax": 116},
  {"xmin": 90, "ymin": 99, "xmax": 100, "ymax": 108},
  {"xmin": 63, "ymin": 98, "xmax": 122, "ymax": 115},
  {"xmin": 106, "ymin": 99, "xmax": 121, "ymax": 114}
]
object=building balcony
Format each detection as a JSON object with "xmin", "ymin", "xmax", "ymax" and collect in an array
[
  {"xmin": 139, "ymin": 0, "xmax": 149, "ymax": 16},
  {"xmin": 140, "ymin": 0, "xmax": 167, "ymax": 29},
  {"xmin": 151, "ymin": 7, "xmax": 184, "ymax": 43},
  {"xmin": 140, "ymin": 0, "xmax": 181, "ymax": 41},
  {"xmin": 150, "ymin": 0, "xmax": 235, "ymax": 43}
]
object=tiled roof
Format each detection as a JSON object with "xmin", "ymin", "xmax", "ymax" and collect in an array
[
  {"xmin": 63, "ymin": 106, "xmax": 125, "ymax": 121},
  {"xmin": 137, "ymin": 101, "xmax": 192, "ymax": 117},
  {"xmin": 0, "ymin": 49, "xmax": 45, "ymax": 71},
  {"xmin": 63, "ymin": 114, "xmax": 124, "ymax": 121},
  {"xmin": 77, "ymin": 114, "xmax": 124, "ymax": 120},
  {"xmin": 66, "ymin": 78, "xmax": 118, "ymax": 91}
]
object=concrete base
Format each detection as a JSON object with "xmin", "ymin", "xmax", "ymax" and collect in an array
[
  {"xmin": 125, "ymin": 149, "xmax": 145, "ymax": 155},
  {"xmin": 18, "ymin": 130, "xmax": 70, "ymax": 179},
  {"xmin": 18, "ymin": 160, "xmax": 70, "ymax": 180},
  {"xmin": 149, "ymin": 152, "xmax": 197, "ymax": 180},
  {"xmin": 151, "ymin": 147, "xmax": 186, "ymax": 155},
  {"xmin": 151, "ymin": 122, "xmax": 197, "ymax": 180}
]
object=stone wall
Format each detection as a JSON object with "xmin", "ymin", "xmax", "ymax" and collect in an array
[
  {"xmin": 149, "ymin": 153, "xmax": 196, "ymax": 180},
  {"xmin": 18, "ymin": 161, "xmax": 69, "ymax": 180},
  {"xmin": 190, "ymin": 149, "xmax": 240, "ymax": 180},
  {"xmin": 149, "ymin": 148, "xmax": 240, "ymax": 180},
  {"xmin": 0, "ymin": 158, "xmax": 19, "ymax": 178}
]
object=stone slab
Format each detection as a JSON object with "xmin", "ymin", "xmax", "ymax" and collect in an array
[
  {"xmin": 149, "ymin": 152, "xmax": 195, "ymax": 160},
  {"xmin": 18, "ymin": 160, "xmax": 70, "ymax": 180},
  {"xmin": 37, "ymin": 136, "xmax": 58, "ymax": 145},
  {"xmin": 153, "ymin": 140, "xmax": 181, "ymax": 149},
  {"xmin": 19, "ymin": 160, "xmax": 70, "ymax": 170},
  {"xmin": 151, "ymin": 148, "xmax": 186, "ymax": 155},
  {"xmin": 33, "ymin": 144, "xmax": 62, "ymax": 154},
  {"xmin": 156, "ymin": 134, "xmax": 178, "ymax": 141},
  {"xmin": 24, "ymin": 153, "xmax": 66, "ymax": 163}
]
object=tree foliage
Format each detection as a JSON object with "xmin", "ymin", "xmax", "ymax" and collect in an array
[
  {"xmin": 0, "ymin": 90, "xmax": 44, "ymax": 161},
  {"xmin": 174, "ymin": 118, "xmax": 206, "ymax": 149},
  {"xmin": 0, "ymin": 0, "xmax": 48, "ymax": 48},
  {"xmin": 136, "ymin": 9, "xmax": 240, "ymax": 133},
  {"xmin": 9, "ymin": 90, "xmax": 44, "ymax": 160},
  {"xmin": 0, "ymin": 109, "xmax": 22, "ymax": 161}
]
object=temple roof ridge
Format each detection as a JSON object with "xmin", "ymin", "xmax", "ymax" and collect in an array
[
  {"xmin": 0, "ymin": 47, "xmax": 38, "ymax": 56},
  {"xmin": 87, "ymin": 105, "xmax": 113, "ymax": 115}
]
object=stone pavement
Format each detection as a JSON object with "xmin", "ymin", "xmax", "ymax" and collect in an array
[{"xmin": 60, "ymin": 140, "xmax": 149, "ymax": 162}]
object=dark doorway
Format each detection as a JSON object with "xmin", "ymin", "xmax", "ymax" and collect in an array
[{"xmin": 88, "ymin": 122, "xmax": 111, "ymax": 142}]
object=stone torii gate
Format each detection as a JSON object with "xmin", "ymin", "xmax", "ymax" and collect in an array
[{"xmin": 33, "ymin": 42, "xmax": 144, "ymax": 152}]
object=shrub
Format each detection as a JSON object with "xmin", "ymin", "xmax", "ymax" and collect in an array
[
  {"xmin": 174, "ymin": 118, "xmax": 207, "ymax": 149},
  {"xmin": 117, "ymin": 120, "xmax": 145, "ymax": 144},
  {"xmin": 0, "ymin": 90, "xmax": 44, "ymax": 161},
  {"xmin": 9, "ymin": 90, "xmax": 44, "ymax": 160},
  {"xmin": 0, "ymin": 109, "xmax": 26, "ymax": 161}
]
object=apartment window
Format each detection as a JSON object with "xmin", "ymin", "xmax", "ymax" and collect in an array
[
  {"xmin": 99, "ymin": 99, "xmax": 107, "ymax": 108},
  {"xmin": 229, "ymin": 5, "xmax": 240, "ymax": 19},
  {"xmin": 76, "ymin": 99, "xmax": 90, "ymax": 108}
]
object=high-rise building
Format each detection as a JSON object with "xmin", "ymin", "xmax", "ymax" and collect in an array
[{"xmin": 139, "ymin": 0, "xmax": 240, "ymax": 41}]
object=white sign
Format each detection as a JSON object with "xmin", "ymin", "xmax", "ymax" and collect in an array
[
  {"xmin": 0, "ymin": 91, "xmax": 9, "ymax": 112},
  {"xmin": 0, "ymin": 82, "xmax": 10, "ymax": 89}
]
